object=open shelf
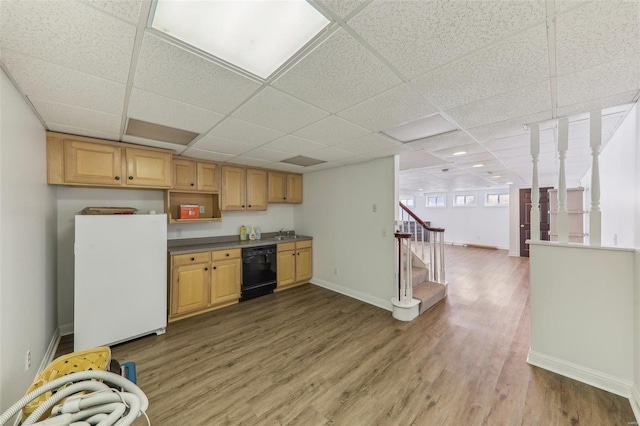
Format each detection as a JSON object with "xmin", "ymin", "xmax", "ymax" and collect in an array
[{"xmin": 165, "ymin": 191, "xmax": 222, "ymax": 224}]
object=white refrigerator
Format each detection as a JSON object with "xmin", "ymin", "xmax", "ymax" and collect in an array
[{"xmin": 74, "ymin": 214, "xmax": 167, "ymax": 351}]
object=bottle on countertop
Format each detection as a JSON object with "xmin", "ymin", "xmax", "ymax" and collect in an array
[
  {"xmin": 255, "ymin": 226, "xmax": 261, "ymax": 240},
  {"xmin": 249, "ymin": 225, "xmax": 257, "ymax": 241},
  {"xmin": 240, "ymin": 225, "xmax": 247, "ymax": 241}
]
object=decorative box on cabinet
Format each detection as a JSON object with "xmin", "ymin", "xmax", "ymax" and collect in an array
[{"xmin": 548, "ymin": 188, "xmax": 586, "ymax": 243}]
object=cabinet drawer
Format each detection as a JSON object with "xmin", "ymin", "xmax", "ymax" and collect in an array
[
  {"xmin": 296, "ymin": 240, "xmax": 312, "ymax": 249},
  {"xmin": 277, "ymin": 242, "xmax": 296, "ymax": 252},
  {"xmin": 211, "ymin": 248, "xmax": 241, "ymax": 261},
  {"xmin": 173, "ymin": 252, "xmax": 211, "ymax": 266}
]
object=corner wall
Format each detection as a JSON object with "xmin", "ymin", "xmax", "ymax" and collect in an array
[
  {"xmin": 0, "ymin": 70, "xmax": 57, "ymax": 413},
  {"xmin": 293, "ymin": 157, "xmax": 396, "ymax": 310}
]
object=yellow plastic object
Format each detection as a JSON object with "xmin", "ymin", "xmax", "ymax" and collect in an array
[{"xmin": 21, "ymin": 346, "xmax": 111, "ymax": 422}]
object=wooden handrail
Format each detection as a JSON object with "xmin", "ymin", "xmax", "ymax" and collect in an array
[{"xmin": 399, "ymin": 202, "xmax": 445, "ymax": 233}]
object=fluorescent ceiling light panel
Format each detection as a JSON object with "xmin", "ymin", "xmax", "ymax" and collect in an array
[
  {"xmin": 382, "ymin": 113, "xmax": 458, "ymax": 143},
  {"xmin": 452, "ymin": 151, "xmax": 466, "ymax": 156},
  {"xmin": 151, "ymin": 0, "xmax": 330, "ymax": 79},
  {"xmin": 281, "ymin": 155, "xmax": 326, "ymax": 167},
  {"xmin": 126, "ymin": 118, "xmax": 199, "ymax": 145}
]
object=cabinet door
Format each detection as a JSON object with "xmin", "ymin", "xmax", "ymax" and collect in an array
[
  {"xmin": 197, "ymin": 162, "xmax": 219, "ymax": 192},
  {"xmin": 246, "ymin": 168, "xmax": 268, "ymax": 211},
  {"xmin": 125, "ymin": 148, "xmax": 172, "ymax": 188},
  {"xmin": 287, "ymin": 174, "xmax": 303, "ymax": 204},
  {"xmin": 277, "ymin": 250, "xmax": 296, "ymax": 288},
  {"xmin": 171, "ymin": 263, "xmax": 210, "ymax": 316},
  {"xmin": 211, "ymin": 258, "xmax": 241, "ymax": 305},
  {"xmin": 64, "ymin": 140, "xmax": 123, "ymax": 186},
  {"xmin": 268, "ymin": 171, "xmax": 287, "ymax": 203},
  {"xmin": 295, "ymin": 247, "xmax": 312, "ymax": 282},
  {"xmin": 172, "ymin": 158, "xmax": 197, "ymax": 190},
  {"xmin": 221, "ymin": 165, "xmax": 246, "ymax": 210}
]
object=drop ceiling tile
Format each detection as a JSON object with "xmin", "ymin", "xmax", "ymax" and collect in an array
[
  {"xmin": 121, "ymin": 135, "xmax": 186, "ymax": 153},
  {"xmin": 412, "ymin": 24, "xmax": 549, "ymax": 110},
  {"xmin": 128, "ymin": 88, "xmax": 224, "ymax": 134},
  {"xmin": 191, "ymin": 136, "xmax": 255, "ymax": 156},
  {"xmin": 433, "ymin": 143, "xmax": 488, "ymax": 159},
  {"xmin": 319, "ymin": 0, "xmax": 366, "ymax": 19},
  {"xmin": 47, "ymin": 124, "xmax": 120, "ymax": 142},
  {"xmin": 232, "ymin": 87, "xmax": 329, "ymax": 133},
  {"xmin": 207, "ymin": 117, "xmax": 285, "ymax": 147},
  {"xmin": 261, "ymin": 135, "xmax": 328, "ymax": 155},
  {"xmin": 337, "ymin": 84, "xmax": 438, "ymax": 131},
  {"xmin": 181, "ymin": 148, "xmax": 235, "ymax": 163},
  {"xmin": 450, "ymin": 152, "xmax": 496, "ymax": 165},
  {"xmin": 305, "ymin": 146, "xmax": 358, "ymax": 162},
  {"xmin": 368, "ymin": 144, "xmax": 416, "ymax": 159},
  {"xmin": 242, "ymin": 148, "xmax": 292, "ymax": 162},
  {"xmin": 273, "ymin": 29, "xmax": 401, "ymax": 113},
  {"xmin": 558, "ymin": 91, "xmax": 639, "ymax": 121},
  {"xmin": 446, "ymin": 81, "xmax": 552, "ymax": 129},
  {"xmin": 338, "ymin": 155, "xmax": 374, "ymax": 165},
  {"xmin": 349, "ymin": 0, "xmax": 545, "ymax": 79},
  {"xmin": 265, "ymin": 162, "xmax": 305, "ymax": 173},
  {"xmin": 1, "ymin": 1, "xmax": 136, "ymax": 83},
  {"xmin": 2, "ymin": 51, "xmax": 126, "ymax": 114},
  {"xmin": 492, "ymin": 146, "xmax": 536, "ymax": 160},
  {"xmin": 80, "ymin": 0, "xmax": 142, "ymax": 24},
  {"xmin": 30, "ymin": 98, "xmax": 121, "ymax": 134},
  {"xmin": 229, "ymin": 157, "xmax": 271, "ymax": 168},
  {"xmin": 336, "ymin": 133, "xmax": 400, "ymax": 154},
  {"xmin": 557, "ymin": 56, "xmax": 640, "ymax": 107},
  {"xmin": 466, "ymin": 111, "xmax": 552, "ymax": 142},
  {"xmin": 134, "ymin": 33, "xmax": 261, "ymax": 114},
  {"xmin": 405, "ymin": 130, "xmax": 476, "ymax": 152},
  {"xmin": 555, "ymin": 0, "xmax": 640, "ymax": 76},
  {"xmin": 293, "ymin": 116, "xmax": 370, "ymax": 145},
  {"xmin": 305, "ymin": 162, "xmax": 343, "ymax": 172}
]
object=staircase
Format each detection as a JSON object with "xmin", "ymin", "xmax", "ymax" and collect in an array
[{"xmin": 394, "ymin": 202, "xmax": 448, "ymax": 318}]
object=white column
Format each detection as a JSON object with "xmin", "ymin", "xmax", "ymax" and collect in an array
[
  {"xmin": 590, "ymin": 110, "xmax": 602, "ymax": 246},
  {"xmin": 557, "ymin": 118, "xmax": 569, "ymax": 243},
  {"xmin": 530, "ymin": 124, "xmax": 541, "ymax": 242}
]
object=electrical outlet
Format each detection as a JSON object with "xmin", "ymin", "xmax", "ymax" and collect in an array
[
  {"xmin": 25, "ymin": 349, "xmax": 31, "ymax": 371},
  {"xmin": 199, "ymin": 205, "xmax": 205, "ymax": 214}
]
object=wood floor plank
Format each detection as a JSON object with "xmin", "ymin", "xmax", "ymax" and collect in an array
[{"xmin": 54, "ymin": 246, "xmax": 636, "ymax": 425}]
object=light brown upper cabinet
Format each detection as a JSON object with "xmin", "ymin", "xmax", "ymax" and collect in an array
[
  {"xmin": 268, "ymin": 171, "xmax": 303, "ymax": 204},
  {"xmin": 47, "ymin": 132, "xmax": 172, "ymax": 189},
  {"xmin": 221, "ymin": 165, "xmax": 267, "ymax": 211},
  {"xmin": 171, "ymin": 157, "xmax": 219, "ymax": 192}
]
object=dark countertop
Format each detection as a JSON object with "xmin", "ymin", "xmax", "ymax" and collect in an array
[{"xmin": 167, "ymin": 234, "xmax": 312, "ymax": 255}]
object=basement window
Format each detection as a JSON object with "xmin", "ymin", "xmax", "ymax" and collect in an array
[
  {"xmin": 400, "ymin": 198, "xmax": 414, "ymax": 207},
  {"xmin": 453, "ymin": 194, "xmax": 476, "ymax": 207},
  {"xmin": 486, "ymin": 193, "xmax": 510, "ymax": 206},
  {"xmin": 426, "ymin": 195, "xmax": 446, "ymax": 208}
]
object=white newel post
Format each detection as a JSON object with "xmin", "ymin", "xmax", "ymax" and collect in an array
[
  {"xmin": 557, "ymin": 117, "xmax": 569, "ymax": 243},
  {"xmin": 530, "ymin": 123, "xmax": 541, "ymax": 242},
  {"xmin": 589, "ymin": 110, "xmax": 602, "ymax": 246}
]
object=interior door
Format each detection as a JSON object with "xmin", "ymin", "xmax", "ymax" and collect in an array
[{"xmin": 520, "ymin": 187, "xmax": 552, "ymax": 257}]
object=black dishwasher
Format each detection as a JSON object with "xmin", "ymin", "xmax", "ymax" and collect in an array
[{"xmin": 240, "ymin": 245, "xmax": 277, "ymax": 301}]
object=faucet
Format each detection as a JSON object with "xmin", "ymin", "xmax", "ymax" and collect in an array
[{"xmin": 279, "ymin": 228, "xmax": 285, "ymax": 237}]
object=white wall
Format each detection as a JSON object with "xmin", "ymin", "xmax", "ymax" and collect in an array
[
  {"xmin": 580, "ymin": 104, "xmax": 638, "ymax": 248},
  {"xmin": 0, "ymin": 70, "xmax": 57, "ymax": 413},
  {"xmin": 294, "ymin": 157, "xmax": 396, "ymax": 310},
  {"xmin": 529, "ymin": 242, "xmax": 634, "ymax": 397},
  {"xmin": 411, "ymin": 189, "xmax": 510, "ymax": 249},
  {"xmin": 633, "ymin": 104, "xmax": 640, "ymax": 416},
  {"xmin": 56, "ymin": 187, "xmax": 295, "ymax": 330}
]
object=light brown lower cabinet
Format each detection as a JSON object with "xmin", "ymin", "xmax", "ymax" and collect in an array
[
  {"xmin": 169, "ymin": 249, "xmax": 241, "ymax": 322},
  {"xmin": 276, "ymin": 240, "xmax": 312, "ymax": 290}
]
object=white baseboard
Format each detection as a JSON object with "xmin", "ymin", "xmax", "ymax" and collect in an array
[
  {"xmin": 527, "ymin": 350, "xmax": 633, "ymax": 398},
  {"xmin": 38, "ymin": 327, "xmax": 61, "ymax": 373},
  {"xmin": 310, "ymin": 278, "xmax": 393, "ymax": 312},
  {"xmin": 630, "ymin": 385, "xmax": 640, "ymax": 424},
  {"xmin": 59, "ymin": 323, "xmax": 74, "ymax": 336}
]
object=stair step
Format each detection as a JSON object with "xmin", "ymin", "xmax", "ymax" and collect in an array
[{"xmin": 413, "ymin": 282, "xmax": 446, "ymax": 315}]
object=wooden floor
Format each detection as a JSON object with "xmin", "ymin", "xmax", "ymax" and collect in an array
[{"xmin": 57, "ymin": 246, "xmax": 635, "ymax": 425}]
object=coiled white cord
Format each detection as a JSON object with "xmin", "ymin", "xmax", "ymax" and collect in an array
[{"xmin": 0, "ymin": 371, "xmax": 149, "ymax": 426}]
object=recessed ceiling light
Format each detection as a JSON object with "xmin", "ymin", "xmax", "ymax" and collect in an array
[
  {"xmin": 417, "ymin": 188, "xmax": 423, "ymax": 191},
  {"xmin": 151, "ymin": 0, "xmax": 330, "ymax": 79},
  {"xmin": 472, "ymin": 164, "xmax": 484, "ymax": 168},
  {"xmin": 452, "ymin": 151, "xmax": 466, "ymax": 156},
  {"xmin": 492, "ymin": 175, "xmax": 501, "ymax": 178},
  {"xmin": 506, "ymin": 181, "xmax": 513, "ymax": 185},
  {"xmin": 381, "ymin": 113, "xmax": 458, "ymax": 143}
]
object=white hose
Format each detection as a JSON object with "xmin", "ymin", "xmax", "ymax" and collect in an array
[{"xmin": 0, "ymin": 371, "xmax": 149, "ymax": 426}]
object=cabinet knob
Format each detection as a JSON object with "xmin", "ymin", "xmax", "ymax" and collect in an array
[
  {"xmin": 204, "ymin": 267, "xmax": 208, "ymax": 271},
  {"xmin": 213, "ymin": 266, "xmax": 217, "ymax": 270},
  {"xmin": 128, "ymin": 176, "xmax": 133, "ymax": 180},
  {"xmin": 283, "ymin": 197, "xmax": 287, "ymax": 200},
  {"xmin": 292, "ymin": 253, "xmax": 295, "ymax": 256},
  {"xmin": 226, "ymin": 253, "xmax": 229, "ymax": 257},
  {"xmin": 248, "ymin": 205, "xmax": 251, "ymax": 208},
  {"xmin": 190, "ymin": 183, "xmax": 194, "ymax": 186},
  {"xmin": 115, "ymin": 176, "xmax": 120, "ymax": 181},
  {"xmin": 242, "ymin": 205, "xmax": 245, "ymax": 208},
  {"xmin": 191, "ymin": 257, "xmax": 195, "ymax": 261}
]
